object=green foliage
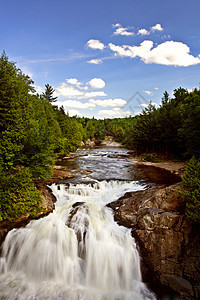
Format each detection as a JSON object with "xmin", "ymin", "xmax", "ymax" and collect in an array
[
  {"xmin": 142, "ymin": 153, "xmax": 161, "ymax": 162},
  {"xmin": 0, "ymin": 167, "xmax": 42, "ymax": 222},
  {"xmin": 179, "ymin": 157, "xmax": 200, "ymax": 223},
  {"xmin": 42, "ymin": 83, "xmax": 57, "ymax": 102}
]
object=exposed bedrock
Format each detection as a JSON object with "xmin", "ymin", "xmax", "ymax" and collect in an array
[{"xmin": 107, "ymin": 183, "xmax": 200, "ymax": 299}]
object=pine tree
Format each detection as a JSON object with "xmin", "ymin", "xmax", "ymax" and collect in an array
[{"xmin": 42, "ymin": 84, "xmax": 57, "ymax": 102}]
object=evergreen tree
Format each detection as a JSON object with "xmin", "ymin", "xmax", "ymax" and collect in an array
[{"xmin": 42, "ymin": 84, "xmax": 57, "ymax": 102}]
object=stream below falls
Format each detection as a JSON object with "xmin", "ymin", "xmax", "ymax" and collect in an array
[{"xmin": 0, "ymin": 147, "xmax": 179, "ymax": 299}]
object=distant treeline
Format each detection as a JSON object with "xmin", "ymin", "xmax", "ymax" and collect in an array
[
  {"xmin": 79, "ymin": 87, "xmax": 200, "ymax": 161},
  {"xmin": 108, "ymin": 88, "xmax": 200, "ymax": 160},
  {"xmin": 0, "ymin": 52, "xmax": 200, "ymax": 222}
]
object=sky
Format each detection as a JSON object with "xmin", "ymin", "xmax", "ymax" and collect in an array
[{"xmin": 1, "ymin": 0, "xmax": 200, "ymax": 118}]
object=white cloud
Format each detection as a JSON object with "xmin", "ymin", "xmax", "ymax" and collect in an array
[
  {"xmin": 67, "ymin": 109, "xmax": 83, "ymax": 117},
  {"xmin": 109, "ymin": 40, "xmax": 200, "ymax": 66},
  {"xmin": 109, "ymin": 40, "xmax": 153, "ymax": 58},
  {"xmin": 89, "ymin": 98, "xmax": 127, "ymax": 107},
  {"xmin": 55, "ymin": 83, "xmax": 84, "ymax": 98},
  {"xmin": 88, "ymin": 78, "xmax": 105, "ymax": 89},
  {"xmin": 98, "ymin": 107, "xmax": 131, "ymax": 118},
  {"xmin": 151, "ymin": 23, "xmax": 163, "ymax": 32},
  {"xmin": 140, "ymin": 102, "xmax": 158, "ymax": 108},
  {"xmin": 113, "ymin": 23, "xmax": 121, "ymax": 28},
  {"xmin": 137, "ymin": 28, "xmax": 150, "ymax": 36},
  {"xmin": 88, "ymin": 59, "xmax": 102, "ymax": 64},
  {"xmin": 55, "ymin": 77, "xmax": 107, "ymax": 99},
  {"xmin": 140, "ymin": 103, "xmax": 148, "ymax": 108},
  {"xmin": 84, "ymin": 91, "xmax": 107, "ymax": 98},
  {"xmin": 57, "ymin": 100, "xmax": 96, "ymax": 109},
  {"xmin": 113, "ymin": 25, "xmax": 134, "ymax": 36},
  {"xmin": 144, "ymin": 90, "xmax": 153, "ymax": 95},
  {"xmin": 143, "ymin": 41, "xmax": 200, "ymax": 66},
  {"xmin": 66, "ymin": 78, "xmax": 88, "ymax": 90},
  {"xmin": 33, "ymin": 85, "xmax": 43, "ymax": 94},
  {"xmin": 66, "ymin": 78, "xmax": 81, "ymax": 86},
  {"xmin": 86, "ymin": 39, "xmax": 105, "ymax": 50},
  {"xmin": 154, "ymin": 87, "xmax": 159, "ymax": 90},
  {"xmin": 187, "ymin": 88, "xmax": 194, "ymax": 93}
]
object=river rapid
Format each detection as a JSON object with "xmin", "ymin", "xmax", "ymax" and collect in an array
[{"xmin": 0, "ymin": 147, "xmax": 160, "ymax": 300}]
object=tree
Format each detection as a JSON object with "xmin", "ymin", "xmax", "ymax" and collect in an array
[
  {"xmin": 179, "ymin": 157, "xmax": 200, "ymax": 223},
  {"xmin": 42, "ymin": 84, "xmax": 57, "ymax": 102}
]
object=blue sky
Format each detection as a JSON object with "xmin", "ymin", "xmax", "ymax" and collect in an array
[{"xmin": 1, "ymin": 0, "xmax": 200, "ymax": 118}]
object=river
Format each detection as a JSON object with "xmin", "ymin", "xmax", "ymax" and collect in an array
[{"xmin": 0, "ymin": 146, "xmax": 171, "ymax": 300}]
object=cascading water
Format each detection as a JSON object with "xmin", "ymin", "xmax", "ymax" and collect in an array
[{"xmin": 0, "ymin": 180, "xmax": 156, "ymax": 300}]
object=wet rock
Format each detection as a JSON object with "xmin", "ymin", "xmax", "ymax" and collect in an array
[
  {"xmin": 101, "ymin": 136, "xmax": 121, "ymax": 147},
  {"xmin": 36, "ymin": 183, "xmax": 56, "ymax": 215},
  {"xmin": 108, "ymin": 182, "xmax": 200, "ymax": 299},
  {"xmin": 67, "ymin": 202, "xmax": 89, "ymax": 259},
  {"xmin": 160, "ymin": 274, "xmax": 194, "ymax": 299},
  {"xmin": 84, "ymin": 138, "xmax": 96, "ymax": 147},
  {"xmin": 80, "ymin": 170, "xmax": 93, "ymax": 175},
  {"xmin": 72, "ymin": 202, "xmax": 85, "ymax": 208}
]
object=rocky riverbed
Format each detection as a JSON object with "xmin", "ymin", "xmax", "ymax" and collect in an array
[{"xmin": 1, "ymin": 144, "xmax": 199, "ymax": 299}]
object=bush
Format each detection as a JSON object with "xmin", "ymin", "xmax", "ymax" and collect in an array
[
  {"xmin": 142, "ymin": 153, "xmax": 161, "ymax": 162},
  {"xmin": 179, "ymin": 157, "xmax": 200, "ymax": 223},
  {"xmin": 0, "ymin": 166, "xmax": 42, "ymax": 221}
]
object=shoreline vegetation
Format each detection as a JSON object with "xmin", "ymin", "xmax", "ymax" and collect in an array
[{"xmin": 0, "ymin": 51, "xmax": 200, "ymax": 225}]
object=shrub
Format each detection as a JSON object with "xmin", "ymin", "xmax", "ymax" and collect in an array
[
  {"xmin": 0, "ymin": 166, "xmax": 42, "ymax": 221},
  {"xmin": 143, "ymin": 153, "xmax": 160, "ymax": 162},
  {"xmin": 179, "ymin": 157, "xmax": 200, "ymax": 223}
]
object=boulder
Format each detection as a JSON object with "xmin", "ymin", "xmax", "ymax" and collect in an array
[{"xmin": 108, "ymin": 182, "xmax": 200, "ymax": 299}]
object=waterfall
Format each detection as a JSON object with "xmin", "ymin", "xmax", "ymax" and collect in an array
[{"xmin": 0, "ymin": 180, "xmax": 156, "ymax": 300}]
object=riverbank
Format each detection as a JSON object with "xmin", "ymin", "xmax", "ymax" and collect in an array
[{"xmin": 128, "ymin": 156, "xmax": 187, "ymax": 176}]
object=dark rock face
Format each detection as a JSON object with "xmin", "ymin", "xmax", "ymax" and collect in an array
[{"xmin": 108, "ymin": 183, "xmax": 200, "ymax": 299}]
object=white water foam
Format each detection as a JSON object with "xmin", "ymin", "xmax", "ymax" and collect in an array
[{"xmin": 0, "ymin": 180, "xmax": 156, "ymax": 300}]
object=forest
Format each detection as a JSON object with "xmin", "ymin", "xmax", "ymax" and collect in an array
[{"xmin": 0, "ymin": 52, "xmax": 200, "ymax": 223}]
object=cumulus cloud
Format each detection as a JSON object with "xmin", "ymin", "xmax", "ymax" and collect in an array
[
  {"xmin": 137, "ymin": 29, "xmax": 150, "ymax": 36},
  {"xmin": 89, "ymin": 98, "xmax": 127, "ymax": 107},
  {"xmin": 88, "ymin": 78, "xmax": 105, "ymax": 89},
  {"xmin": 67, "ymin": 109, "xmax": 83, "ymax": 117},
  {"xmin": 84, "ymin": 91, "xmax": 107, "ymax": 98},
  {"xmin": 57, "ymin": 100, "xmax": 95, "ymax": 109},
  {"xmin": 55, "ymin": 77, "xmax": 107, "ymax": 99},
  {"xmin": 66, "ymin": 78, "xmax": 81, "ymax": 86},
  {"xmin": 55, "ymin": 83, "xmax": 84, "ymax": 98},
  {"xmin": 86, "ymin": 39, "xmax": 105, "ymax": 50},
  {"xmin": 66, "ymin": 78, "xmax": 88, "ymax": 90},
  {"xmin": 113, "ymin": 24, "xmax": 134, "ymax": 36},
  {"xmin": 98, "ymin": 107, "xmax": 131, "ymax": 117},
  {"xmin": 109, "ymin": 40, "xmax": 153, "ymax": 58},
  {"xmin": 88, "ymin": 59, "xmax": 102, "ymax": 64},
  {"xmin": 109, "ymin": 40, "xmax": 200, "ymax": 66},
  {"xmin": 151, "ymin": 23, "xmax": 163, "ymax": 32},
  {"xmin": 154, "ymin": 87, "xmax": 159, "ymax": 90}
]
